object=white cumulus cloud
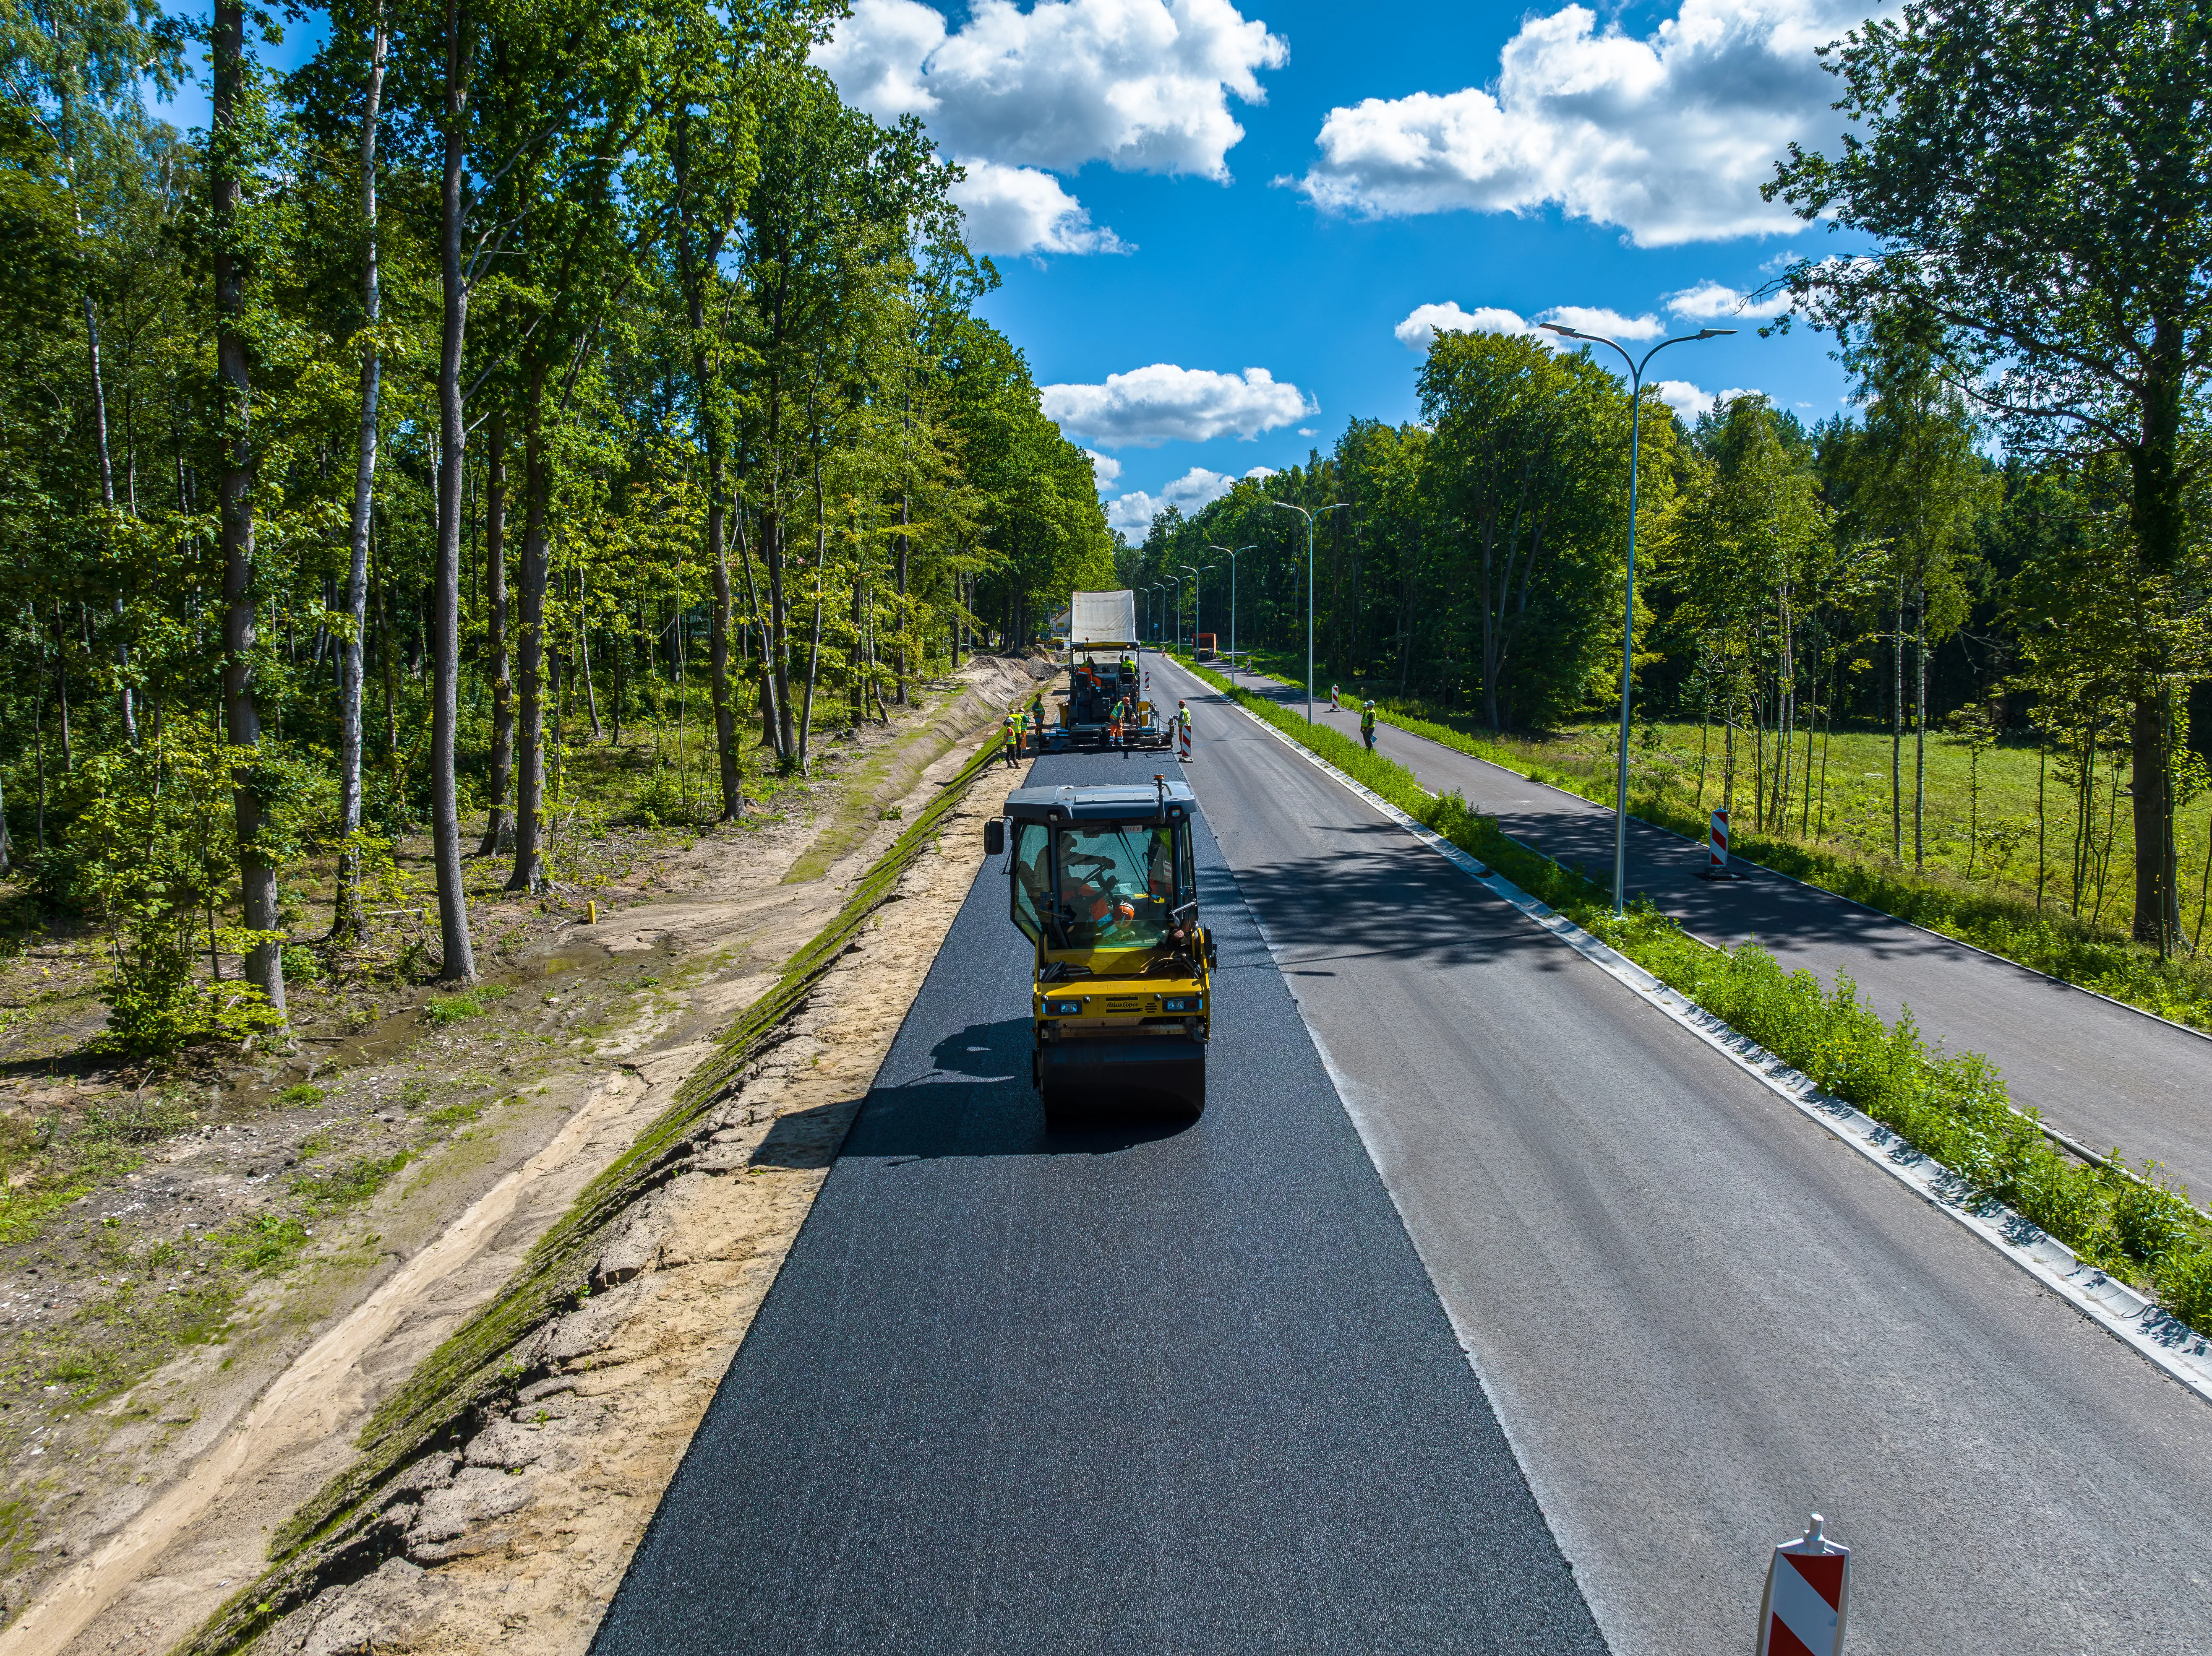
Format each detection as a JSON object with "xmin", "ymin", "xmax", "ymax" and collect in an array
[
  {"xmin": 1394, "ymin": 302, "xmax": 1534, "ymax": 350},
  {"xmin": 820, "ymin": 0, "xmax": 1286, "ymax": 177},
  {"xmin": 1294, "ymin": 0, "xmax": 1878, "ymax": 247},
  {"xmin": 1663, "ymin": 278, "xmax": 1792, "ymax": 320},
  {"xmin": 1541, "ymin": 305, "xmax": 1665, "ymax": 341},
  {"xmin": 1652, "ymin": 380, "xmax": 1764, "ymax": 420},
  {"xmin": 1394, "ymin": 301, "xmax": 1663, "ymax": 351},
  {"xmin": 1102, "ymin": 465, "xmax": 1274, "ymax": 534},
  {"xmin": 816, "ymin": 0, "xmax": 1284, "ymax": 253},
  {"xmin": 1042, "ymin": 364, "xmax": 1310, "ymax": 448},
  {"xmin": 1083, "ymin": 449, "xmax": 1123, "ymax": 485},
  {"xmin": 950, "ymin": 161, "xmax": 1131, "ymax": 255}
]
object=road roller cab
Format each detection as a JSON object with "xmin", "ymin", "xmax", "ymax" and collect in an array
[{"xmin": 983, "ymin": 776, "xmax": 1215, "ymax": 1120}]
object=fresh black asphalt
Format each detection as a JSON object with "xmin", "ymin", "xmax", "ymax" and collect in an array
[{"xmin": 589, "ymin": 747, "xmax": 1605, "ymax": 1656}]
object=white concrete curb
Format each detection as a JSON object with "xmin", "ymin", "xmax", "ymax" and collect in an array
[{"xmin": 1189, "ymin": 667, "xmax": 2212, "ymax": 1409}]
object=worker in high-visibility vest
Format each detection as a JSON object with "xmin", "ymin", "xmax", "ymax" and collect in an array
[
  {"xmin": 1109, "ymin": 694, "xmax": 1128, "ymax": 751},
  {"xmin": 1027, "ymin": 702, "xmax": 1046, "ymax": 748},
  {"xmin": 1360, "ymin": 700, "xmax": 1377, "ymax": 753},
  {"xmin": 1002, "ymin": 710, "xmax": 1025, "ymax": 768}
]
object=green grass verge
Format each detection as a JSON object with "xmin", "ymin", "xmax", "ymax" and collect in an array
[
  {"xmin": 175, "ymin": 695, "xmax": 1041, "ymax": 1656},
  {"xmin": 1181, "ymin": 657, "xmax": 2212, "ymax": 1338},
  {"xmin": 1228, "ymin": 651, "xmax": 2212, "ymax": 1031}
]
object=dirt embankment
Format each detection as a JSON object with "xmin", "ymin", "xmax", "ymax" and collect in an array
[{"xmin": 0, "ymin": 654, "xmax": 1052, "ymax": 1656}]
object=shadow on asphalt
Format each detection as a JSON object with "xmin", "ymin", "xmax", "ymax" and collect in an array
[
  {"xmin": 746, "ymin": 1018, "xmax": 1195, "ymax": 1164},
  {"xmin": 1232, "ymin": 842, "xmax": 1579, "ymax": 975}
]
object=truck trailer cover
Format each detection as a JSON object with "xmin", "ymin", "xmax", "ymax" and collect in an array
[{"xmin": 1068, "ymin": 590, "xmax": 1138, "ymax": 648}]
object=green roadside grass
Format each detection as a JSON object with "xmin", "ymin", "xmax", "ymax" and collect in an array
[
  {"xmin": 1180, "ymin": 656, "xmax": 2212, "ymax": 1337},
  {"xmin": 1226, "ymin": 650, "xmax": 2212, "ymax": 1031}
]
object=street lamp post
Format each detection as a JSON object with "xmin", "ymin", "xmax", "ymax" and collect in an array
[
  {"xmin": 1269, "ymin": 500, "xmax": 1348, "ymax": 726},
  {"xmin": 1538, "ymin": 319, "xmax": 1735, "ymax": 914},
  {"xmin": 1164, "ymin": 573, "xmax": 1181, "ymax": 655},
  {"xmin": 1179, "ymin": 564, "xmax": 1208, "ymax": 663},
  {"xmin": 1208, "ymin": 544, "xmax": 1255, "ymax": 682},
  {"xmin": 1145, "ymin": 582, "xmax": 1163, "ymax": 642}
]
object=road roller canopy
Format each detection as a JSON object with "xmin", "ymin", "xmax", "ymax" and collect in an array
[
  {"xmin": 1002, "ymin": 779, "xmax": 1194, "ymax": 825},
  {"xmin": 1001, "ymin": 780, "xmax": 1198, "ymax": 952}
]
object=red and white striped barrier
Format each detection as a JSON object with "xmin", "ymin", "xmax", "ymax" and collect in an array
[
  {"xmin": 1707, "ymin": 806, "xmax": 1730, "ymax": 875},
  {"xmin": 1757, "ymin": 1515, "xmax": 1849, "ymax": 1656},
  {"xmin": 1177, "ymin": 719, "xmax": 1192, "ymax": 762}
]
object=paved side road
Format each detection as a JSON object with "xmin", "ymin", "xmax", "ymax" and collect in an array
[
  {"xmin": 590, "ymin": 749, "xmax": 1604, "ymax": 1655},
  {"xmin": 1163, "ymin": 663, "xmax": 2212, "ymax": 1655},
  {"xmin": 1203, "ymin": 662, "xmax": 2212, "ymax": 1203}
]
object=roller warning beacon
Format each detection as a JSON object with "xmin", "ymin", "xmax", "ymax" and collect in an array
[{"xmin": 982, "ymin": 774, "xmax": 1215, "ymax": 1121}]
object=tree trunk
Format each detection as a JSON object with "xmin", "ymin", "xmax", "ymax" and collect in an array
[
  {"xmin": 1913, "ymin": 596, "xmax": 1927, "ymax": 869},
  {"xmin": 509, "ymin": 362, "xmax": 551, "ymax": 892},
  {"xmin": 2132, "ymin": 688, "xmax": 2180, "ymax": 946},
  {"xmin": 478, "ymin": 408, "xmax": 514, "ymax": 852},
  {"xmin": 212, "ymin": 0, "xmax": 285, "ymax": 1021},
  {"xmin": 894, "ymin": 492, "xmax": 910, "ymax": 703},
  {"xmin": 333, "ymin": 12, "xmax": 387, "ymax": 941},
  {"xmin": 1890, "ymin": 582, "xmax": 1903, "ymax": 860},
  {"xmin": 429, "ymin": 0, "xmax": 476, "ymax": 981}
]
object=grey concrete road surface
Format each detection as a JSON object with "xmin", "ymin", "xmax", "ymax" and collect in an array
[
  {"xmin": 1203, "ymin": 660, "xmax": 2212, "ymax": 1203},
  {"xmin": 1153, "ymin": 659, "xmax": 2212, "ymax": 1654},
  {"xmin": 590, "ymin": 747, "xmax": 1605, "ymax": 1656}
]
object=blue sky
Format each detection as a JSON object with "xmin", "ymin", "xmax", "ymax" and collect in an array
[
  {"xmin": 819, "ymin": 0, "xmax": 1882, "ymax": 532},
  {"xmin": 164, "ymin": 0, "xmax": 1878, "ymax": 535}
]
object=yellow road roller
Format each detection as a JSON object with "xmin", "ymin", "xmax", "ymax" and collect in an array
[{"xmin": 983, "ymin": 776, "xmax": 1216, "ymax": 1120}]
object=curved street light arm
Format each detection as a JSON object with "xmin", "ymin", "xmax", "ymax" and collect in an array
[
  {"xmin": 1269, "ymin": 502, "xmax": 1347, "ymax": 725},
  {"xmin": 1535, "ymin": 320, "xmax": 1736, "ymax": 913}
]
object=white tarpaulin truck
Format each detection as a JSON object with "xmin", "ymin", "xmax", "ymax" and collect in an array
[
  {"xmin": 1068, "ymin": 589, "xmax": 1138, "ymax": 649},
  {"xmin": 1047, "ymin": 589, "xmax": 1171, "ymax": 753}
]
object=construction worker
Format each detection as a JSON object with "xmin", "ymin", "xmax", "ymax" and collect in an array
[
  {"xmin": 1360, "ymin": 700, "xmax": 1377, "ymax": 754},
  {"xmin": 1027, "ymin": 701, "xmax": 1046, "ymax": 749},
  {"xmin": 1002, "ymin": 708, "xmax": 1025, "ymax": 768},
  {"xmin": 1175, "ymin": 699, "xmax": 1192, "ymax": 762},
  {"xmin": 1109, "ymin": 693, "xmax": 1127, "ymax": 752}
]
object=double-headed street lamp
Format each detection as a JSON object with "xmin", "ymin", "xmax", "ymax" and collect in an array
[
  {"xmin": 1179, "ymin": 563, "xmax": 1208, "ymax": 661},
  {"xmin": 1269, "ymin": 500, "xmax": 1348, "ymax": 726},
  {"xmin": 1537, "ymin": 319, "xmax": 1735, "ymax": 915},
  {"xmin": 1207, "ymin": 543, "xmax": 1255, "ymax": 682}
]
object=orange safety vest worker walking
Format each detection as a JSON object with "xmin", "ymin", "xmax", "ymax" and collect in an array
[{"xmin": 1360, "ymin": 700, "xmax": 1377, "ymax": 754}]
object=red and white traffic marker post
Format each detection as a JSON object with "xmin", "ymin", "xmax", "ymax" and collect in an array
[
  {"xmin": 1700, "ymin": 805, "xmax": 1740, "ymax": 881},
  {"xmin": 1178, "ymin": 717, "xmax": 1193, "ymax": 763},
  {"xmin": 1757, "ymin": 1513, "xmax": 1849, "ymax": 1656}
]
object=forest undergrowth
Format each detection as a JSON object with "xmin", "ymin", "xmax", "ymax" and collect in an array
[{"xmin": 1186, "ymin": 658, "xmax": 2212, "ymax": 1339}]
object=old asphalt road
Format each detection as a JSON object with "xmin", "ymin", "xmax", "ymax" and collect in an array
[
  {"xmin": 1213, "ymin": 662, "xmax": 2212, "ymax": 1203},
  {"xmin": 1150, "ymin": 659, "xmax": 2212, "ymax": 1654},
  {"xmin": 590, "ymin": 745, "xmax": 1606, "ymax": 1656}
]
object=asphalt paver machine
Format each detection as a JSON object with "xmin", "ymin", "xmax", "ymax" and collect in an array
[
  {"xmin": 984, "ymin": 776, "xmax": 1216, "ymax": 1119},
  {"xmin": 1046, "ymin": 589, "xmax": 1172, "ymax": 754}
]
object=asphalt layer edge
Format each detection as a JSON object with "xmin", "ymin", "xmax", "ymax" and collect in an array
[{"xmin": 1185, "ymin": 668, "xmax": 2212, "ymax": 1410}]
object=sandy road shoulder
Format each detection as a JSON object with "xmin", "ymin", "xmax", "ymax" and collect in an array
[{"xmin": 248, "ymin": 758, "xmax": 1023, "ymax": 1656}]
